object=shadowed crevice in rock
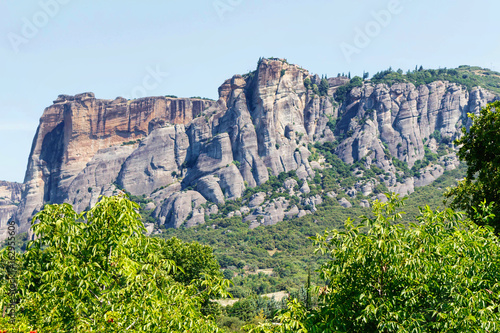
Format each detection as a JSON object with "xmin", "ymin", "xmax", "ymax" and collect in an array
[{"xmin": 39, "ymin": 122, "xmax": 65, "ymax": 203}]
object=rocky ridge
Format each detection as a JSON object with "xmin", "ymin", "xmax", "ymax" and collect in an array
[{"xmin": 2, "ymin": 59, "xmax": 497, "ymax": 241}]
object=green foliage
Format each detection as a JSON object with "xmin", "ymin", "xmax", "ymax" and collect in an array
[
  {"xmin": 121, "ymin": 139, "xmax": 141, "ymax": 146},
  {"xmin": 429, "ymin": 129, "xmax": 442, "ymax": 142},
  {"xmin": 240, "ymin": 170, "xmax": 300, "ymax": 203},
  {"xmin": 226, "ymin": 295, "xmax": 281, "ymax": 322},
  {"xmin": 334, "ymin": 76, "xmax": 363, "ymax": 103},
  {"xmin": 0, "ymin": 195, "xmax": 229, "ymax": 332},
  {"xmin": 392, "ymin": 157, "xmax": 413, "ymax": 181},
  {"xmin": 319, "ymin": 78, "xmax": 329, "ymax": 96},
  {"xmin": 312, "ymin": 84, "xmax": 319, "ymax": 95},
  {"xmin": 250, "ymin": 194, "xmax": 500, "ymax": 332},
  {"xmin": 190, "ymin": 96, "xmax": 215, "ymax": 101},
  {"xmin": 446, "ymin": 100, "xmax": 500, "ymax": 233},
  {"xmin": 371, "ymin": 65, "xmax": 500, "ymax": 95},
  {"xmin": 325, "ymin": 115, "xmax": 338, "ymax": 133},
  {"xmin": 303, "ymin": 78, "xmax": 312, "ymax": 91}
]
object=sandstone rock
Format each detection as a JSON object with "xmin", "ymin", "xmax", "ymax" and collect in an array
[
  {"xmin": 285, "ymin": 205, "xmax": 300, "ymax": 219},
  {"xmin": 303, "ymin": 195, "xmax": 323, "ymax": 212},
  {"xmin": 197, "ymin": 175, "xmax": 225, "ymax": 204},
  {"xmin": 240, "ymin": 206, "xmax": 250, "ymax": 215},
  {"xmin": 376, "ymin": 193, "xmax": 389, "ymax": 203},
  {"xmin": 248, "ymin": 193, "xmax": 266, "ymax": 208},
  {"xmin": 326, "ymin": 191, "xmax": 337, "ymax": 198},
  {"xmin": 300, "ymin": 181, "xmax": 310, "ymax": 194},
  {"xmin": 118, "ymin": 125, "xmax": 188, "ymax": 196},
  {"xmin": 0, "ymin": 181, "xmax": 23, "ymax": 205},
  {"xmin": 284, "ymin": 179, "xmax": 298, "ymax": 192},
  {"xmin": 186, "ymin": 207, "xmax": 206, "ymax": 228},
  {"xmin": 151, "ymin": 183, "xmax": 182, "ymax": 206},
  {"xmin": 217, "ymin": 164, "xmax": 245, "ymax": 199},
  {"xmin": 206, "ymin": 204, "xmax": 219, "ymax": 216},
  {"xmin": 361, "ymin": 182, "xmax": 374, "ymax": 196},
  {"xmin": 360, "ymin": 200, "xmax": 370, "ymax": 208},
  {"xmin": 155, "ymin": 191, "xmax": 207, "ymax": 228},
  {"xmin": 145, "ymin": 202, "xmax": 156, "ymax": 211},
  {"xmin": 249, "ymin": 221, "xmax": 261, "ymax": 229},
  {"xmin": 335, "ymin": 80, "xmax": 495, "ymax": 172},
  {"xmin": 414, "ymin": 165, "xmax": 444, "ymax": 187},
  {"xmin": 8, "ymin": 59, "xmax": 498, "ymax": 241},
  {"xmin": 391, "ymin": 178, "xmax": 415, "ymax": 196},
  {"xmin": 339, "ymin": 197, "xmax": 352, "ymax": 208},
  {"xmin": 309, "ymin": 161, "xmax": 322, "ymax": 170},
  {"xmin": 442, "ymin": 154, "xmax": 459, "ymax": 171},
  {"xmin": 297, "ymin": 210, "xmax": 308, "ymax": 218},
  {"xmin": 346, "ymin": 188, "xmax": 357, "ymax": 198},
  {"xmin": 65, "ymin": 145, "xmax": 136, "ymax": 213},
  {"xmin": 15, "ymin": 93, "xmax": 215, "ymax": 235},
  {"xmin": 0, "ymin": 181, "xmax": 23, "ymax": 240},
  {"xmin": 144, "ymin": 223, "xmax": 155, "ymax": 236}
]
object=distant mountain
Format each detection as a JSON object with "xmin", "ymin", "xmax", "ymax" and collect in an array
[{"xmin": 1, "ymin": 58, "xmax": 498, "ymax": 242}]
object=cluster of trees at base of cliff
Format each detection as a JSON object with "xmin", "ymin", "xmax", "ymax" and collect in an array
[{"xmin": 2, "ymin": 101, "xmax": 500, "ymax": 332}]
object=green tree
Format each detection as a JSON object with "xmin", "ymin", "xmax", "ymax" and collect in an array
[
  {"xmin": 0, "ymin": 195, "xmax": 230, "ymax": 332},
  {"xmin": 248, "ymin": 194, "xmax": 500, "ymax": 332},
  {"xmin": 446, "ymin": 100, "xmax": 500, "ymax": 233},
  {"xmin": 319, "ymin": 78, "xmax": 329, "ymax": 96}
]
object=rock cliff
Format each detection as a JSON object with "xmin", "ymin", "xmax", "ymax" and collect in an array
[
  {"xmin": 2, "ymin": 59, "xmax": 498, "ymax": 241},
  {"xmin": 0, "ymin": 181, "xmax": 23, "ymax": 240}
]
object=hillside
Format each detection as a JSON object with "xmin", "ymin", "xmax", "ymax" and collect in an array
[
  {"xmin": 369, "ymin": 65, "xmax": 500, "ymax": 95},
  {"xmin": 1, "ymin": 59, "xmax": 498, "ymax": 243}
]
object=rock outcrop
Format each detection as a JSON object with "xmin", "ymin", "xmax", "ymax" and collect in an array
[
  {"xmin": 2, "ymin": 59, "xmax": 498, "ymax": 241},
  {"xmin": 335, "ymin": 83, "xmax": 495, "ymax": 169},
  {"xmin": 0, "ymin": 181, "xmax": 23, "ymax": 240}
]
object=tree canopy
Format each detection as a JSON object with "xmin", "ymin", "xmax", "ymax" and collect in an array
[
  {"xmin": 248, "ymin": 194, "xmax": 500, "ymax": 332},
  {"xmin": 446, "ymin": 100, "xmax": 500, "ymax": 233},
  {"xmin": 0, "ymin": 195, "xmax": 230, "ymax": 332}
]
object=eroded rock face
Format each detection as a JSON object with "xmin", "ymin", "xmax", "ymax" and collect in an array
[
  {"xmin": 14, "ymin": 94, "xmax": 215, "ymax": 233},
  {"xmin": 335, "ymin": 83, "xmax": 495, "ymax": 170},
  {"xmin": 154, "ymin": 191, "xmax": 207, "ymax": 228},
  {"xmin": 0, "ymin": 181, "xmax": 23, "ymax": 240},
  {"xmin": 117, "ymin": 125, "xmax": 188, "ymax": 196},
  {"xmin": 5, "ymin": 59, "xmax": 499, "ymax": 241}
]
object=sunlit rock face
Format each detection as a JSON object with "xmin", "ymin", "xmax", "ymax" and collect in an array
[{"xmin": 4, "ymin": 59, "xmax": 497, "ymax": 241}]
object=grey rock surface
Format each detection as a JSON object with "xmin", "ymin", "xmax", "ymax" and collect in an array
[
  {"xmin": 248, "ymin": 193, "xmax": 266, "ymax": 208},
  {"xmin": 154, "ymin": 191, "xmax": 207, "ymax": 228},
  {"xmin": 339, "ymin": 197, "xmax": 352, "ymax": 208},
  {"xmin": 5, "ymin": 58, "xmax": 499, "ymax": 241}
]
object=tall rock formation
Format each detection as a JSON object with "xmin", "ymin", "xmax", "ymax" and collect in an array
[{"xmin": 2, "ymin": 59, "xmax": 497, "ymax": 241}]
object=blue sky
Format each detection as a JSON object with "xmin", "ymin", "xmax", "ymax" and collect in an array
[{"xmin": 0, "ymin": 0, "xmax": 498, "ymax": 182}]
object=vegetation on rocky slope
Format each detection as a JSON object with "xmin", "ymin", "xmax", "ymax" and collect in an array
[{"xmin": 370, "ymin": 65, "xmax": 500, "ymax": 94}]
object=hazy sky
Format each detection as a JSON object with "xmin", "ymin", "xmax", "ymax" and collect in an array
[{"xmin": 0, "ymin": 0, "xmax": 498, "ymax": 182}]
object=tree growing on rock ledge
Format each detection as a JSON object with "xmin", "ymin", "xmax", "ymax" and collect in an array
[{"xmin": 0, "ymin": 195, "xmax": 230, "ymax": 332}]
